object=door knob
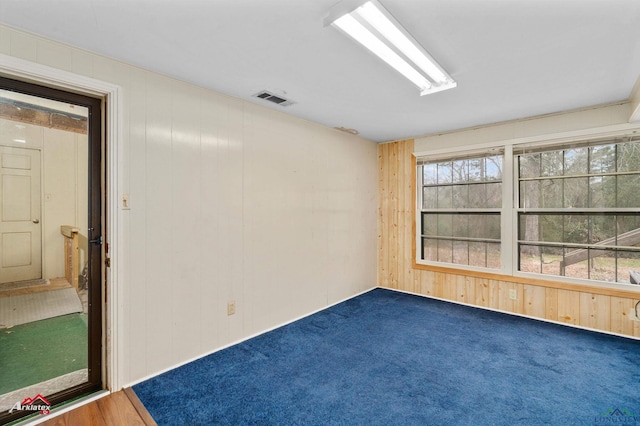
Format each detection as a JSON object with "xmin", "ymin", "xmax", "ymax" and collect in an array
[{"xmin": 32, "ymin": 219, "xmax": 40, "ymax": 224}]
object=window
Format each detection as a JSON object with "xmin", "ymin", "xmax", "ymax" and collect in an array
[
  {"xmin": 416, "ymin": 136, "xmax": 640, "ymax": 287},
  {"xmin": 418, "ymin": 153, "xmax": 503, "ymax": 269},
  {"xmin": 517, "ymin": 138, "xmax": 640, "ymax": 284}
]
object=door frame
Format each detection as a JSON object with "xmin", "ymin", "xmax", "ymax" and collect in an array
[{"xmin": 0, "ymin": 54, "xmax": 124, "ymax": 393}]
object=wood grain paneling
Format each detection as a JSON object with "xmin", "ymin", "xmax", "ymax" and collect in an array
[
  {"xmin": 378, "ymin": 139, "xmax": 640, "ymax": 339},
  {"xmin": 39, "ymin": 389, "xmax": 155, "ymax": 426}
]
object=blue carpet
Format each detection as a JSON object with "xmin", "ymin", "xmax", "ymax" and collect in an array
[{"xmin": 134, "ymin": 289, "xmax": 640, "ymax": 425}]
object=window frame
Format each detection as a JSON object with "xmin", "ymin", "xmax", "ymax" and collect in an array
[
  {"xmin": 514, "ymin": 138, "xmax": 640, "ymax": 285},
  {"xmin": 415, "ymin": 133, "xmax": 640, "ymax": 291},
  {"xmin": 416, "ymin": 149, "xmax": 509, "ymax": 274}
]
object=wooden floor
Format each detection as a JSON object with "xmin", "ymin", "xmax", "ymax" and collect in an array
[{"xmin": 39, "ymin": 388, "xmax": 156, "ymax": 426}]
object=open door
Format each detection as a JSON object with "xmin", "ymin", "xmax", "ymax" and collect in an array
[{"xmin": 0, "ymin": 76, "xmax": 103, "ymax": 424}]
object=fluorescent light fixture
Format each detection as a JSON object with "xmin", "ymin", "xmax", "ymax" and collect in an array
[{"xmin": 325, "ymin": 0, "xmax": 456, "ymax": 95}]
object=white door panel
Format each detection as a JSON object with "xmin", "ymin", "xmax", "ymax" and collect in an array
[{"xmin": 0, "ymin": 146, "xmax": 41, "ymax": 283}]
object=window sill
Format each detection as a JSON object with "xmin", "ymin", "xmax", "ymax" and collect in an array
[{"xmin": 412, "ymin": 261, "xmax": 640, "ymax": 299}]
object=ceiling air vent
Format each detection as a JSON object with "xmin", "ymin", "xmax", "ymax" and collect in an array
[{"xmin": 252, "ymin": 90, "xmax": 295, "ymax": 107}]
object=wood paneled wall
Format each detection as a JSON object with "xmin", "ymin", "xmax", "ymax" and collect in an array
[{"xmin": 378, "ymin": 139, "xmax": 640, "ymax": 339}]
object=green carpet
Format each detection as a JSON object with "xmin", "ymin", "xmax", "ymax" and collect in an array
[{"xmin": 0, "ymin": 314, "xmax": 87, "ymax": 394}]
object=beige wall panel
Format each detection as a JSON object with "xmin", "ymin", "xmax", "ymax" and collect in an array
[
  {"xmin": 141, "ymin": 73, "xmax": 175, "ymax": 376},
  {"xmin": 9, "ymin": 30, "xmax": 37, "ymax": 62},
  {"xmin": 0, "ymin": 19, "xmax": 380, "ymax": 384},
  {"xmin": 125, "ymin": 67, "xmax": 148, "ymax": 381},
  {"xmin": 0, "ymin": 27, "xmax": 10, "ymax": 54},
  {"xmin": 36, "ymin": 39, "xmax": 72, "ymax": 72},
  {"xmin": 70, "ymin": 50, "xmax": 95, "ymax": 78},
  {"xmin": 414, "ymin": 103, "xmax": 631, "ymax": 154},
  {"xmin": 42, "ymin": 128, "xmax": 79, "ymax": 279}
]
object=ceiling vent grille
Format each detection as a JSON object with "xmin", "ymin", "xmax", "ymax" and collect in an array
[{"xmin": 252, "ymin": 90, "xmax": 295, "ymax": 107}]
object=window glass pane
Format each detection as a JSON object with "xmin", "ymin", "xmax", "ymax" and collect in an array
[
  {"xmin": 563, "ymin": 215, "xmax": 588, "ymax": 245},
  {"xmin": 617, "ymin": 215, "xmax": 640, "ymax": 236},
  {"xmin": 437, "ymin": 214, "xmax": 453, "ymax": 237},
  {"xmin": 518, "ymin": 215, "xmax": 539, "ymax": 241},
  {"xmin": 617, "ymin": 142, "xmax": 640, "ymax": 172},
  {"xmin": 486, "ymin": 215, "xmax": 501, "ymax": 240},
  {"xmin": 423, "ymin": 187, "xmax": 437, "ymax": 209},
  {"xmin": 437, "ymin": 240, "xmax": 453, "ymax": 263},
  {"xmin": 422, "ymin": 214, "xmax": 437, "ymax": 236},
  {"xmin": 617, "ymin": 175, "xmax": 640, "ymax": 207},
  {"xmin": 468, "ymin": 214, "xmax": 501, "ymax": 240},
  {"xmin": 590, "ymin": 144, "xmax": 616, "ymax": 174},
  {"xmin": 519, "ymin": 181, "xmax": 541, "ymax": 209},
  {"xmin": 438, "ymin": 162, "xmax": 453, "ymax": 184},
  {"xmin": 591, "ymin": 215, "xmax": 616, "ymax": 245},
  {"xmin": 564, "ymin": 147, "xmax": 588, "ymax": 176},
  {"xmin": 541, "ymin": 150, "xmax": 563, "ymax": 177},
  {"xmin": 589, "ymin": 176, "xmax": 615, "ymax": 208},
  {"xmin": 484, "ymin": 182, "xmax": 502, "ymax": 208},
  {"xmin": 423, "ymin": 163, "xmax": 437, "ymax": 185},
  {"xmin": 519, "ymin": 245, "xmax": 542, "ymax": 273},
  {"xmin": 519, "ymin": 153, "xmax": 540, "ymax": 179},
  {"xmin": 487, "ymin": 243, "xmax": 501, "ymax": 269},
  {"xmin": 452, "ymin": 159, "xmax": 468, "ymax": 184},
  {"xmin": 452, "ymin": 185, "xmax": 468, "ymax": 208},
  {"xmin": 563, "ymin": 257, "xmax": 590, "ymax": 280},
  {"xmin": 485, "ymin": 156, "xmax": 502, "ymax": 181},
  {"xmin": 617, "ymin": 250, "xmax": 640, "ymax": 284},
  {"xmin": 587, "ymin": 253, "xmax": 615, "ymax": 282},
  {"xmin": 423, "ymin": 238, "xmax": 438, "ymax": 262},
  {"xmin": 438, "ymin": 186, "xmax": 452, "ymax": 208},
  {"xmin": 563, "ymin": 177, "xmax": 588, "ymax": 208},
  {"xmin": 540, "ymin": 179, "xmax": 562, "ymax": 208},
  {"xmin": 452, "ymin": 215, "xmax": 469, "ymax": 238},
  {"xmin": 469, "ymin": 242, "xmax": 487, "ymax": 268},
  {"xmin": 541, "ymin": 246, "xmax": 563, "ymax": 276},
  {"xmin": 469, "ymin": 158, "xmax": 484, "ymax": 181},
  {"xmin": 452, "ymin": 241, "xmax": 469, "ymax": 265}
]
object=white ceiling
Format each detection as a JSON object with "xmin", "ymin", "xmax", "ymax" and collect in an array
[{"xmin": 1, "ymin": 0, "xmax": 639, "ymax": 142}]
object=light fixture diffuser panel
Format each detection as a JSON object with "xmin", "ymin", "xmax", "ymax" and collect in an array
[{"xmin": 326, "ymin": 0, "xmax": 456, "ymax": 95}]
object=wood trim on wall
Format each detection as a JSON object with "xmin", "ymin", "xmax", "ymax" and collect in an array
[{"xmin": 378, "ymin": 139, "xmax": 640, "ymax": 339}]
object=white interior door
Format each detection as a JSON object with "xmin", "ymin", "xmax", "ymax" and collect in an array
[{"xmin": 0, "ymin": 145, "xmax": 42, "ymax": 283}]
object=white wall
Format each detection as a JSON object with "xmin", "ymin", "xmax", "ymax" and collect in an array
[
  {"xmin": 42, "ymin": 127, "xmax": 88, "ymax": 279},
  {"xmin": 414, "ymin": 102, "xmax": 638, "ymax": 154},
  {"xmin": 0, "ymin": 25, "xmax": 378, "ymax": 385}
]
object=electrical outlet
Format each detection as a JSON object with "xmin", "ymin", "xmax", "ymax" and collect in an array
[
  {"xmin": 227, "ymin": 301, "xmax": 236, "ymax": 316},
  {"xmin": 508, "ymin": 289, "xmax": 517, "ymax": 300},
  {"xmin": 629, "ymin": 308, "xmax": 640, "ymax": 322}
]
